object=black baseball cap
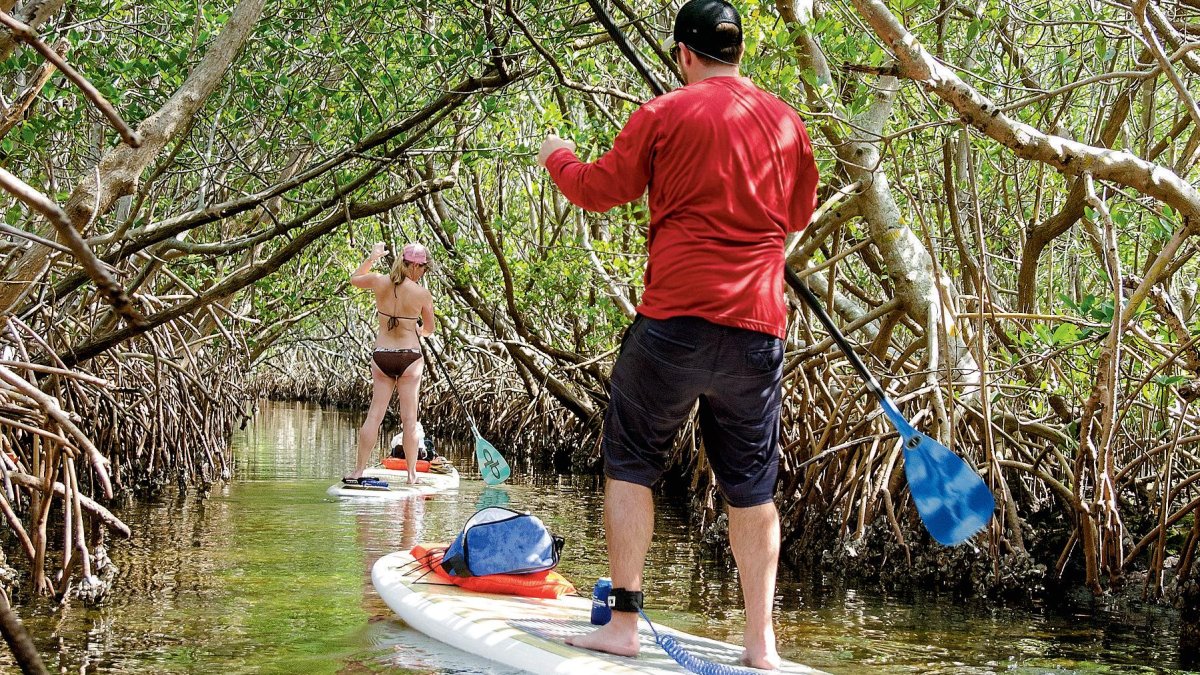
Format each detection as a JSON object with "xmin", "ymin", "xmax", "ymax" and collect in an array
[{"xmin": 667, "ymin": 0, "xmax": 743, "ymax": 65}]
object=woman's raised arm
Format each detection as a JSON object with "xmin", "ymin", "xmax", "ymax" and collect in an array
[{"xmin": 350, "ymin": 242, "xmax": 387, "ymax": 289}]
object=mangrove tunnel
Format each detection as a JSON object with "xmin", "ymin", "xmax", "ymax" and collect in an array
[{"xmin": 1, "ymin": 0, "xmax": 1199, "ymax": 671}]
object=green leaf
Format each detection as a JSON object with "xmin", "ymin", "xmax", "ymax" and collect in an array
[
  {"xmin": 1148, "ymin": 216, "xmax": 1173, "ymax": 241},
  {"xmin": 1152, "ymin": 375, "xmax": 1188, "ymax": 386},
  {"xmin": 966, "ymin": 19, "xmax": 982, "ymax": 43},
  {"xmin": 1051, "ymin": 323, "xmax": 1079, "ymax": 345}
]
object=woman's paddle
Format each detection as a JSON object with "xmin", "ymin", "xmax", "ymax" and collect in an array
[
  {"xmin": 582, "ymin": 0, "xmax": 994, "ymax": 546},
  {"xmin": 422, "ymin": 338, "xmax": 511, "ymax": 486}
]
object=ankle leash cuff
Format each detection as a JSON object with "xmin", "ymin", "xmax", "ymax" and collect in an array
[{"xmin": 606, "ymin": 588, "xmax": 644, "ymax": 613}]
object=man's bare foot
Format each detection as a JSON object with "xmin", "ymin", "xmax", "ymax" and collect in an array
[
  {"xmin": 740, "ymin": 624, "xmax": 779, "ymax": 670},
  {"xmin": 739, "ymin": 648, "xmax": 781, "ymax": 671},
  {"xmin": 564, "ymin": 619, "xmax": 640, "ymax": 657}
]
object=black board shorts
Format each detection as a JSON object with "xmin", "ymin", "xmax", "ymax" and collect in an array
[{"xmin": 602, "ymin": 315, "xmax": 784, "ymax": 508}]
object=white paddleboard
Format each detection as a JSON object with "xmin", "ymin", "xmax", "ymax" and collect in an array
[
  {"xmin": 326, "ymin": 466, "xmax": 459, "ymax": 500},
  {"xmin": 363, "ymin": 462, "xmax": 456, "ymax": 483},
  {"xmin": 371, "ymin": 549, "xmax": 826, "ymax": 674}
]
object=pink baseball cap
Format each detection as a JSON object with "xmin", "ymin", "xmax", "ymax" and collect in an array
[{"xmin": 402, "ymin": 243, "xmax": 429, "ymax": 264}]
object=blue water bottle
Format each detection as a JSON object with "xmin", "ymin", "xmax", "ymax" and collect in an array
[{"xmin": 590, "ymin": 577, "xmax": 612, "ymax": 625}]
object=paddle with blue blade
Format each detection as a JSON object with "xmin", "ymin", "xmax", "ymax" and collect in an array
[
  {"xmin": 580, "ymin": 0, "xmax": 993, "ymax": 546},
  {"xmin": 423, "ymin": 338, "xmax": 511, "ymax": 486},
  {"xmin": 784, "ymin": 267, "xmax": 995, "ymax": 545}
]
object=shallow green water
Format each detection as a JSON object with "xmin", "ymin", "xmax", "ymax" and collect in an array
[{"xmin": 4, "ymin": 400, "xmax": 1193, "ymax": 673}]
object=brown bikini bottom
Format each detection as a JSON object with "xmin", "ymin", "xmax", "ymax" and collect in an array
[{"xmin": 373, "ymin": 349, "xmax": 423, "ymax": 378}]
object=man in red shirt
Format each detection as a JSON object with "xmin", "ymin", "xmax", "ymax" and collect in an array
[{"xmin": 538, "ymin": 0, "xmax": 818, "ymax": 668}]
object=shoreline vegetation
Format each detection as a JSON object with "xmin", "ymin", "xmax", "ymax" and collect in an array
[{"xmin": 3, "ymin": 0, "xmax": 1200, "ymax": 671}]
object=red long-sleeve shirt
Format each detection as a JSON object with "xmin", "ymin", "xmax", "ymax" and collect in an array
[{"xmin": 546, "ymin": 76, "xmax": 818, "ymax": 339}]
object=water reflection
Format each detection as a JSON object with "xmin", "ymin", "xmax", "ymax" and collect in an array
[
  {"xmin": 475, "ymin": 486, "xmax": 512, "ymax": 509},
  {"xmin": 1, "ymin": 400, "xmax": 1189, "ymax": 674}
]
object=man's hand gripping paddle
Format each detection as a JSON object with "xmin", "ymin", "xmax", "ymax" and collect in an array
[{"xmin": 583, "ymin": 0, "xmax": 994, "ymax": 545}]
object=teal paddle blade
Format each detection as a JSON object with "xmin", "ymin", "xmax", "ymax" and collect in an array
[{"xmin": 474, "ymin": 428, "xmax": 511, "ymax": 486}]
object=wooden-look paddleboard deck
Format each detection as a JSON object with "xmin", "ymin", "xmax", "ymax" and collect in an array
[
  {"xmin": 372, "ymin": 550, "xmax": 826, "ymax": 675},
  {"xmin": 325, "ymin": 467, "xmax": 459, "ymax": 500}
]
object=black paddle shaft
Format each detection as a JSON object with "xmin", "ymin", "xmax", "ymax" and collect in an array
[
  {"xmin": 585, "ymin": 0, "xmax": 668, "ymax": 96},
  {"xmin": 584, "ymin": 1, "xmax": 893, "ymax": 410},
  {"xmin": 421, "ymin": 336, "xmax": 479, "ymax": 430},
  {"xmin": 783, "ymin": 267, "xmax": 891, "ymax": 406}
]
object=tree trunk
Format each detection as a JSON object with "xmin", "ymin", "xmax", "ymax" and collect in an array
[
  {"xmin": 775, "ymin": 1, "xmax": 980, "ymax": 390},
  {"xmin": 0, "ymin": 588, "xmax": 47, "ymax": 675},
  {"xmin": 850, "ymin": 0, "xmax": 1200, "ymax": 224},
  {"xmin": 0, "ymin": 0, "xmax": 267, "ymax": 314},
  {"xmin": 838, "ymin": 77, "xmax": 980, "ymax": 389},
  {"xmin": 0, "ymin": 0, "xmax": 63, "ymax": 62}
]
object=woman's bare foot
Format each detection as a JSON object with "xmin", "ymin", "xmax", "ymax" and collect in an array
[
  {"xmin": 407, "ymin": 470, "xmax": 417, "ymax": 484},
  {"xmin": 739, "ymin": 648, "xmax": 781, "ymax": 671},
  {"xmin": 564, "ymin": 617, "xmax": 640, "ymax": 657}
]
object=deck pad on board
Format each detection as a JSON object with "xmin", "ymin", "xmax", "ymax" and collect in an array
[
  {"xmin": 339, "ymin": 483, "xmax": 391, "ymax": 492},
  {"xmin": 326, "ymin": 468, "xmax": 459, "ymax": 500}
]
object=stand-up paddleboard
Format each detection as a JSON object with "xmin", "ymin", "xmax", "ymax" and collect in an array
[
  {"xmin": 372, "ymin": 550, "xmax": 826, "ymax": 674},
  {"xmin": 326, "ymin": 466, "xmax": 459, "ymax": 500}
]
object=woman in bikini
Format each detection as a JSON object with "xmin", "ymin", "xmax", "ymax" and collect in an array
[{"xmin": 344, "ymin": 241, "xmax": 436, "ymax": 486}]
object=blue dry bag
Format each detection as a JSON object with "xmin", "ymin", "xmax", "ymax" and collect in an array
[{"xmin": 441, "ymin": 507, "xmax": 564, "ymax": 577}]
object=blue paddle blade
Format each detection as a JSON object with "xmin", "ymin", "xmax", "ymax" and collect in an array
[
  {"xmin": 474, "ymin": 431, "xmax": 511, "ymax": 486},
  {"xmin": 879, "ymin": 398, "xmax": 995, "ymax": 546},
  {"xmin": 901, "ymin": 430, "xmax": 996, "ymax": 546}
]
